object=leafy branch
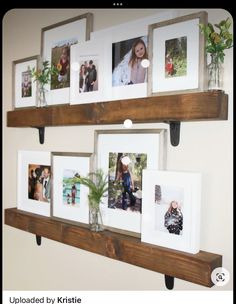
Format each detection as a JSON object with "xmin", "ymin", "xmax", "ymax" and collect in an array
[{"xmin": 30, "ymin": 60, "xmax": 59, "ymax": 86}]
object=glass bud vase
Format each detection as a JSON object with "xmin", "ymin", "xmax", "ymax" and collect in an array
[
  {"xmin": 89, "ymin": 206, "xmax": 104, "ymax": 232},
  {"xmin": 38, "ymin": 84, "xmax": 47, "ymax": 107},
  {"xmin": 207, "ymin": 54, "xmax": 224, "ymax": 91}
]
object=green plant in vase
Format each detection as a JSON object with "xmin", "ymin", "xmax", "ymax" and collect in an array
[
  {"xmin": 199, "ymin": 18, "xmax": 233, "ymax": 90},
  {"xmin": 30, "ymin": 60, "xmax": 59, "ymax": 107},
  {"xmin": 78, "ymin": 169, "xmax": 109, "ymax": 232}
]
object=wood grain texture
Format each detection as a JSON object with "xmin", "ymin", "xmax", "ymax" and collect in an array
[
  {"xmin": 7, "ymin": 91, "xmax": 228, "ymax": 127},
  {"xmin": 5, "ymin": 208, "xmax": 222, "ymax": 287}
]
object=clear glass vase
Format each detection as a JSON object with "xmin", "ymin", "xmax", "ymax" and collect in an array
[
  {"xmin": 38, "ymin": 84, "xmax": 48, "ymax": 107},
  {"xmin": 89, "ymin": 206, "xmax": 104, "ymax": 232},
  {"xmin": 207, "ymin": 54, "xmax": 224, "ymax": 91}
]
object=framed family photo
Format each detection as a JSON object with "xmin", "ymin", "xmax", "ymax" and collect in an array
[
  {"xmin": 17, "ymin": 150, "xmax": 51, "ymax": 216},
  {"xmin": 70, "ymin": 38, "xmax": 111, "ymax": 105},
  {"xmin": 94, "ymin": 129, "xmax": 167, "ymax": 235},
  {"xmin": 51, "ymin": 152, "xmax": 93, "ymax": 225},
  {"xmin": 141, "ymin": 170, "xmax": 202, "ymax": 253},
  {"xmin": 41, "ymin": 13, "xmax": 93, "ymax": 105},
  {"xmin": 13, "ymin": 55, "xmax": 39, "ymax": 109},
  {"xmin": 91, "ymin": 10, "xmax": 175, "ymax": 101},
  {"xmin": 148, "ymin": 11, "xmax": 208, "ymax": 96}
]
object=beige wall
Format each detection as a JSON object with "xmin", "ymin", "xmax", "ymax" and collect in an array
[{"xmin": 3, "ymin": 8, "xmax": 233, "ymax": 290}]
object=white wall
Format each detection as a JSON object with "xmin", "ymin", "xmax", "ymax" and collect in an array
[{"xmin": 3, "ymin": 8, "xmax": 233, "ymax": 291}]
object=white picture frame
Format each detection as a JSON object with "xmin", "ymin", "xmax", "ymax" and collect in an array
[
  {"xmin": 70, "ymin": 38, "xmax": 111, "ymax": 105},
  {"xmin": 141, "ymin": 170, "xmax": 202, "ymax": 254},
  {"xmin": 51, "ymin": 152, "xmax": 92, "ymax": 226},
  {"xmin": 91, "ymin": 11, "xmax": 175, "ymax": 101},
  {"xmin": 41, "ymin": 13, "xmax": 93, "ymax": 105},
  {"xmin": 94, "ymin": 129, "xmax": 167, "ymax": 235},
  {"xmin": 17, "ymin": 150, "xmax": 51, "ymax": 216},
  {"xmin": 13, "ymin": 55, "xmax": 39, "ymax": 109},
  {"xmin": 148, "ymin": 11, "xmax": 208, "ymax": 96}
]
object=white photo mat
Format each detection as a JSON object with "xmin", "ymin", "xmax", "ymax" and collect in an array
[
  {"xmin": 17, "ymin": 150, "xmax": 51, "ymax": 216},
  {"xmin": 91, "ymin": 11, "xmax": 176, "ymax": 101},
  {"xmin": 148, "ymin": 11, "xmax": 207, "ymax": 96},
  {"xmin": 70, "ymin": 38, "xmax": 111, "ymax": 104},
  {"xmin": 13, "ymin": 56, "xmax": 39, "ymax": 109},
  {"xmin": 141, "ymin": 170, "xmax": 202, "ymax": 253},
  {"xmin": 51, "ymin": 152, "xmax": 92, "ymax": 225},
  {"xmin": 95, "ymin": 129, "xmax": 167, "ymax": 235},
  {"xmin": 41, "ymin": 13, "xmax": 93, "ymax": 105}
]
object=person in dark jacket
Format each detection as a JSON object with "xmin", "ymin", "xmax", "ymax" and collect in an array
[
  {"xmin": 86, "ymin": 60, "xmax": 97, "ymax": 92},
  {"xmin": 164, "ymin": 200, "xmax": 183, "ymax": 235}
]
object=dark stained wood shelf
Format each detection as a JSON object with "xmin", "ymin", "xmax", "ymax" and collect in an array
[
  {"xmin": 7, "ymin": 91, "xmax": 228, "ymax": 127},
  {"xmin": 5, "ymin": 207, "xmax": 222, "ymax": 288}
]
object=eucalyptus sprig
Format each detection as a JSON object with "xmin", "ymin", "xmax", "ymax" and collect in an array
[
  {"xmin": 30, "ymin": 60, "xmax": 59, "ymax": 86},
  {"xmin": 199, "ymin": 18, "xmax": 233, "ymax": 63},
  {"xmin": 78, "ymin": 169, "xmax": 109, "ymax": 210}
]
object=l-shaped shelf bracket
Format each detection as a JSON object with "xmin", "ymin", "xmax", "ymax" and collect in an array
[
  {"xmin": 36, "ymin": 235, "xmax": 42, "ymax": 246},
  {"xmin": 34, "ymin": 127, "xmax": 45, "ymax": 144},
  {"xmin": 164, "ymin": 121, "xmax": 181, "ymax": 146}
]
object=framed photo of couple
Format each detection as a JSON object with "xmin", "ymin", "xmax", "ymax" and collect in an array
[
  {"xmin": 141, "ymin": 170, "xmax": 202, "ymax": 253},
  {"xmin": 148, "ymin": 11, "xmax": 208, "ymax": 96},
  {"xmin": 17, "ymin": 150, "xmax": 51, "ymax": 216},
  {"xmin": 41, "ymin": 13, "xmax": 93, "ymax": 106},
  {"xmin": 94, "ymin": 129, "xmax": 167, "ymax": 236}
]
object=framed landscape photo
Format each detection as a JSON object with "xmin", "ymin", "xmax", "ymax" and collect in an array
[
  {"xmin": 141, "ymin": 170, "xmax": 202, "ymax": 253},
  {"xmin": 148, "ymin": 11, "xmax": 208, "ymax": 96},
  {"xmin": 51, "ymin": 152, "xmax": 93, "ymax": 226},
  {"xmin": 91, "ymin": 10, "xmax": 175, "ymax": 101},
  {"xmin": 41, "ymin": 13, "xmax": 93, "ymax": 105},
  {"xmin": 70, "ymin": 37, "xmax": 111, "ymax": 105},
  {"xmin": 13, "ymin": 55, "xmax": 39, "ymax": 109},
  {"xmin": 94, "ymin": 129, "xmax": 167, "ymax": 235},
  {"xmin": 17, "ymin": 150, "xmax": 51, "ymax": 216}
]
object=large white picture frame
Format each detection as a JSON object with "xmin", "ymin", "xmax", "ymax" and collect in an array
[
  {"xmin": 17, "ymin": 150, "xmax": 51, "ymax": 216},
  {"xmin": 94, "ymin": 129, "xmax": 167, "ymax": 235},
  {"xmin": 41, "ymin": 13, "xmax": 93, "ymax": 105},
  {"xmin": 51, "ymin": 152, "xmax": 93, "ymax": 226},
  {"xmin": 141, "ymin": 170, "xmax": 202, "ymax": 253},
  {"xmin": 91, "ymin": 11, "xmax": 175, "ymax": 101},
  {"xmin": 70, "ymin": 38, "xmax": 111, "ymax": 105}
]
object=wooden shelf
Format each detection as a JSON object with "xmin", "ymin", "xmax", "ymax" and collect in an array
[
  {"xmin": 5, "ymin": 208, "xmax": 222, "ymax": 288},
  {"xmin": 7, "ymin": 91, "xmax": 228, "ymax": 127}
]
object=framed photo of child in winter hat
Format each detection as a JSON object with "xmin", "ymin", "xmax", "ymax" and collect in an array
[{"xmin": 141, "ymin": 170, "xmax": 202, "ymax": 253}]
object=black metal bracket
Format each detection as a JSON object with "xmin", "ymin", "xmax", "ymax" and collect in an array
[
  {"xmin": 164, "ymin": 121, "xmax": 181, "ymax": 146},
  {"xmin": 36, "ymin": 235, "xmax": 42, "ymax": 246},
  {"xmin": 34, "ymin": 127, "xmax": 45, "ymax": 144},
  {"xmin": 165, "ymin": 275, "xmax": 174, "ymax": 290}
]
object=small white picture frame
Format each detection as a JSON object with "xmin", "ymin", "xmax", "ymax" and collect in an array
[
  {"xmin": 13, "ymin": 55, "xmax": 39, "ymax": 109},
  {"xmin": 141, "ymin": 170, "xmax": 202, "ymax": 253},
  {"xmin": 51, "ymin": 152, "xmax": 93, "ymax": 226},
  {"xmin": 17, "ymin": 150, "xmax": 51, "ymax": 216},
  {"xmin": 70, "ymin": 38, "xmax": 111, "ymax": 105}
]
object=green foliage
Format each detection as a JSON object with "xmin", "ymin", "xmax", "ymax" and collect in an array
[
  {"xmin": 77, "ymin": 169, "xmax": 109, "ymax": 210},
  {"xmin": 30, "ymin": 60, "xmax": 59, "ymax": 87},
  {"xmin": 199, "ymin": 18, "xmax": 233, "ymax": 63}
]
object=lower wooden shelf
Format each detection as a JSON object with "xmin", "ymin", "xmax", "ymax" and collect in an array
[{"xmin": 5, "ymin": 207, "xmax": 222, "ymax": 288}]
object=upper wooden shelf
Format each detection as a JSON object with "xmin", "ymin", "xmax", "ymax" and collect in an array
[
  {"xmin": 7, "ymin": 91, "xmax": 228, "ymax": 128},
  {"xmin": 5, "ymin": 207, "xmax": 222, "ymax": 288}
]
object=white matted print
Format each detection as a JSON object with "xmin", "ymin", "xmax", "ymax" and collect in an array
[
  {"xmin": 95, "ymin": 129, "xmax": 167, "ymax": 235},
  {"xmin": 91, "ymin": 10, "xmax": 175, "ymax": 101},
  {"xmin": 41, "ymin": 13, "xmax": 93, "ymax": 105},
  {"xmin": 148, "ymin": 11, "xmax": 207, "ymax": 96},
  {"xmin": 70, "ymin": 38, "xmax": 111, "ymax": 104},
  {"xmin": 13, "ymin": 56, "xmax": 39, "ymax": 109},
  {"xmin": 51, "ymin": 152, "xmax": 92, "ymax": 225},
  {"xmin": 141, "ymin": 170, "xmax": 202, "ymax": 253},
  {"xmin": 17, "ymin": 150, "xmax": 51, "ymax": 216}
]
